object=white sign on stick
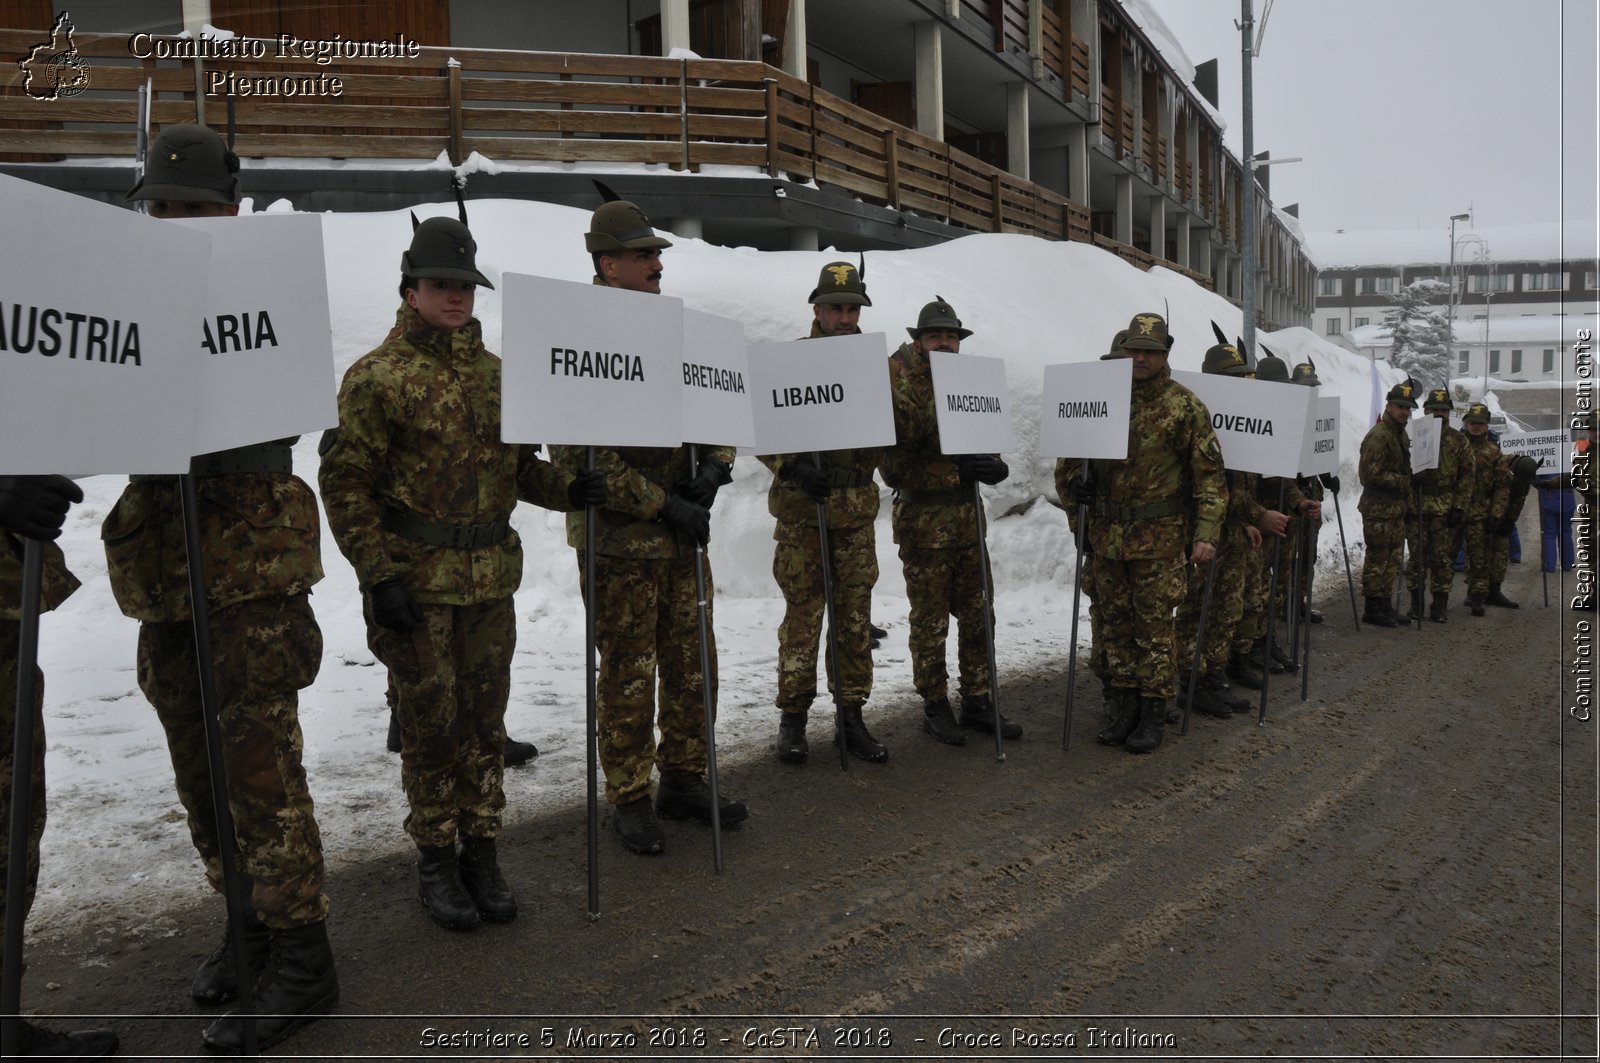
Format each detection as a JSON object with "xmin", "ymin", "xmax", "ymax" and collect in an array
[
  {"xmin": 1037, "ymin": 359, "xmax": 1132, "ymax": 460},
  {"xmin": 1409, "ymin": 416, "xmax": 1441, "ymax": 474},
  {"xmin": 1498, "ymin": 429, "xmax": 1571, "ymax": 476},
  {"xmin": 682, "ymin": 309, "xmax": 755, "ymax": 449},
  {"xmin": 747, "ymin": 332, "xmax": 894, "ymax": 455},
  {"xmin": 0, "ymin": 173, "xmax": 206, "ymax": 474},
  {"xmin": 500, "ymin": 274, "xmax": 683, "ymax": 447},
  {"xmin": 1172, "ymin": 370, "xmax": 1313, "ymax": 478},
  {"xmin": 1298, "ymin": 396, "xmax": 1341, "ymax": 477},
  {"xmin": 174, "ymin": 213, "xmax": 338, "ymax": 455},
  {"xmin": 929, "ymin": 350, "xmax": 1013, "ymax": 455}
]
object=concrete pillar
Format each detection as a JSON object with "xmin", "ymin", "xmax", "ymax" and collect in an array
[
  {"xmin": 789, "ymin": 226, "xmax": 820, "ymax": 251},
  {"xmin": 784, "ymin": 0, "xmax": 808, "ymax": 79},
  {"xmin": 1115, "ymin": 173, "xmax": 1133, "ymax": 245},
  {"xmin": 662, "ymin": 0, "xmax": 691, "ymax": 55},
  {"xmin": 1195, "ymin": 228, "xmax": 1212, "ymax": 277},
  {"xmin": 1066, "ymin": 124, "xmax": 1090, "ymax": 206},
  {"xmin": 915, "ymin": 21, "xmax": 944, "ymax": 141},
  {"xmin": 1148, "ymin": 196, "xmax": 1165, "ymax": 259},
  {"xmin": 1007, "ymin": 82, "xmax": 1030, "ymax": 179},
  {"xmin": 1175, "ymin": 212, "xmax": 1192, "ymax": 269}
]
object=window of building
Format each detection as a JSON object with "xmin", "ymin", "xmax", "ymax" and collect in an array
[
  {"xmin": 1354, "ymin": 316, "xmax": 1369, "ymax": 328},
  {"xmin": 1511, "ymin": 349, "xmax": 1522, "ymax": 373},
  {"xmin": 1524, "ymin": 271, "xmax": 1568, "ymax": 291},
  {"xmin": 1468, "ymin": 273, "xmax": 1512, "ymax": 293},
  {"xmin": 1316, "ymin": 276, "xmax": 1341, "ymax": 296},
  {"xmin": 1325, "ymin": 317, "xmax": 1342, "ymax": 335},
  {"xmin": 1544, "ymin": 349, "xmax": 1556, "ymax": 373},
  {"xmin": 1489, "ymin": 349, "xmax": 1500, "ymax": 374},
  {"xmin": 1357, "ymin": 275, "xmax": 1397, "ymax": 295},
  {"xmin": 1586, "ymin": 270, "xmax": 1597, "ymax": 290},
  {"xmin": 1459, "ymin": 350, "xmax": 1470, "ymax": 373}
]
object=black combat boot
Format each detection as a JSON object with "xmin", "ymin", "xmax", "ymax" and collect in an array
[
  {"xmin": 1266, "ymin": 639, "xmax": 1298, "ymax": 674},
  {"xmin": 457, "ymin": 836, "xmax": 518, "ymax": 923},
  {"xmin": 202, "ymin": 920, "xmax": 339, "ymax": 1054},
  {"xmin": 1362, "ymin": 597, "xmax": 1400, "ymax": 627},
  {"xmin": 612, "ymin": 795, "xmax": 665, "ymax": 854},
  {"xmin": 774, "ymin": 712, "xmax": 809, "ymax": 764},
  {"xmin": 416, "ymin": 844, "xmax": 481, "ymax": 930},
  {"xmin": 1207, "ymin": 672, "xmax": 1250, "ymax": 714},
  {"xmin": 386, "ymin": 708, "xmax": 402, "ymax": 753},
  {"xmin": 834, "ymin": 702, "xmax": 889, "ymax": 763},
  {"xmin": 1227, "ymin": 650, "xmax": 1266, "ymax": 689},
  {"xmin": 503, "ymin": 736, "xmax": 538, "ymax": 767},
  {"xmin": 1124, "ymin": 696, "xmax": 1167, "ymax": 754},
  {"xmin": 1182, "ymin": 675, "xmax": 1233, "ymax": 719},
  {"xmin": 1095, "ymin": 688, "xmax": 1139, "ymax": 746},
  {"xmin": 655, "ymin": 770, "xmax": 750, "ymax": 826},
  {"xmin": 959, "ymin": 693, "xmax": 1023, "ymax": 739},
  {"xmin": 191, "ymin": 911, "xmax": 273, "ymax": 1005},
  {"xmin": 1467, "ymin": 594, "xmax": 1486, "ymax": 617},
  {"xmin": 1485, "ymin": 582, "xmax": 1519, "ymax": 608},
  {"xmin": 16, "ymin": 1018, "xmax": 118, "ymax": 1058},
  {"xmin": 921, "ymin": 696, "xmax": 967, "ymax": 745},
  {"xmin": 1429, "ymin": 591, "xmax": 1449, "ymax": 623},
  {"xmin": 1248, "ymin": 638, "xmax": 1285, "ymax": 674},
  {"xmin": 1406, "ymin": 587, "xmax": 1425, "ymax": 622}
]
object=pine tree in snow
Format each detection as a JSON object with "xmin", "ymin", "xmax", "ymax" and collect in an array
[{"xmin": 1383, "ymin": 279, "xmax": 1453, "ymax": 390}]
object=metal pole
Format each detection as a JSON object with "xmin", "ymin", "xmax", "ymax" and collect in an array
[
  {"xmin": 1, "ymin": 540, "xmax": 43, "ymax": 1060},
  {"xmin": 1181, "ymin": 556, "xmax": 1219, "ymax": 737},
  {"xmin": 1239, "ymin": 0, "xmax": 1257, "ymax": 359},
  {"xmin": 1333, "ymin": 488, "xmax": 1360, "ymax": 629},
  {"xmin": 1256, "ymin": 480, "xmax": 1285, "ymax": 725},
  {"xmin": 813, "ymin": 452, "xmax": 848, "ymax": 771},
  {"xmin": 972, "ymin": 481, "xmax": 1004, "ymax": 762},
  {"xmin": 1061, "ymin": 475, "xmax": 1089, "ymax": 753},
  {"xmin": 178, "ymin": 474, "xmax": 257, "ymax": 1057},
  {"xmin": 1286, "ymin": 509, "xmax": 1303, "ymax": 666},
  {"xmin": 584, "ymin": 447, "xmax": 600, "ymax": 920},
  {"xmin": 1299, "ymin": 550, "xmax": 1314, "ymax": 702},
  {"xmin": 688, "ymin": 445, "xmax": 724, "ymax": 871}
]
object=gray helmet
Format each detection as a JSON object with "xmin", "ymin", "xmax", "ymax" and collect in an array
[
  {"xmin": 1462, "ymin": 401, "xmax": 1490, "ymax": 424},
  {"xmin": 907, "ymin": 295, "xmax": 972, "ymax": 340},
  {"xmin": 125, "ymin": 123, "xmax": 240, "ymax": 205},
  {"xmin": 585, "ymin": 200, "xmax": 672, "ymax": 254},
  {"xmin": 1202, "ymin": 342, "xmax": 1252, "ymax": 376},
  {"xmin": 1291, "ymin": 362, "xmax": 1322, "ymax": 387},
  {"xmin": 1098, "ymin": 329, "xmax": 1128, "ymax": 360},
  {"xmin": 1255, "ymin": 354, "xmax": 1289, "ymax": 382},
  {"xmin": 1423, "ymin": 388, "xmax": 1453, "ymax": 412},
  {"xmin": 402, "ymin": 217, "xmax": 494, "ymax": 289},
  {"xmin": 1509, "ymin": 454, "xmax": 1540, "ymax": 484},
  {"xmin": 1120, "ymin": 312, "xmax": 1173, "ymax": 352},
  {"xmin": 808, "ymin": 261, "xmax": 871, "ymax": 306}
]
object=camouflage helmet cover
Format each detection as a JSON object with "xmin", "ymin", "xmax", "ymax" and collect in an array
[
  {"xmin": 585, "ymin": 200, "xmax": 673, "ymax": 254},
  {"xmin": 125, "ymin": 123, "xmax": 240, "ymax": 205},
  {"xmin": 809, "ymin": 261, "xmax": 871, "ymax": 306},
  {"xmin": 1120, "ymin": 312, "xmax": 1173, "ymax": 352},
  {"xmin": 907, "ymin": 295, "xmax": 972, "ymax": 340},
  {"xmin": 402, "ymin": 216, "xmax": 495, "ymax": 289}
]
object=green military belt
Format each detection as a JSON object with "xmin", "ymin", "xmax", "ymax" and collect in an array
[
  {"xmin": 900, "ymin": 487, "xmax": 970, "ymax": 505},
  {"xmin": 1091, "ymin": 497, "xmax": 1185, "ymax": 522},
  {"xmin": 380, "ymin": 506, "xmax": 511, "ymax": 549},
  {"xmin": 129, "ymin": 442, "xmax": 294, "ymax": 482},
  {"xmin": 822, "ymin": 468, "xmax": 875, "ymax": 488},
  {"xmin": 1363, "ymin": 485, "xmax": 1408, "ymax": 500}
]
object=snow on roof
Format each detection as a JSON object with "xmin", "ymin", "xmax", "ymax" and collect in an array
[
  {"xmin": 1306, "ymin": 220, "xmax": 1599, "ymax": 268},
  {"xmin": 1347, "ymin": 313, "xmax": 1589, "ymax": 348},
  {"xmin": 1119, "ymin": 0, "xmax": 1227, "ymax": 135}
]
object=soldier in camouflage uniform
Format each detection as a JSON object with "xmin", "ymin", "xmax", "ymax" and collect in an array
[
  {"xmin": 1289, "ymin": 362, "xmax": 1333, "ymax": 627},
  {"xmin": 547, "ymin": 199, "xmax": 746, "ymax": 856},
  {"xmin": 106, "ymin": 124, "xmax": 335, "ymax": 1054},
  {"xmin": 880, "ymin": 297, "xmax": 1021, "ymax": 744},
  {"xmin": 1, "ymin": 476, "xmax": 120, "ymax": 1059},
  {"xmin": 321, "ymin": 216, "xmax": 606, "ymax": 913},
  {"xmin": 1357, "ymin": 382, "xmax": 1418, "ymax": 627},
  {"xmin": 765, "ymin": 261, "xmax": 890, "ymax": 765},
  {"xmin": 1406, "ymin": 389, "xmax": 1473, "ymax": 622},
  {"xmin": 1460, "ymin": 402, "xmax": 1512, "ymax": 615},
  {"xmin": 1058, "ymin": 313, "xmax": 1226, "ymax": 754}
]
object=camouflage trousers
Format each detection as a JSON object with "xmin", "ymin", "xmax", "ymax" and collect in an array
[
  {"xmin": 773, "ymin": 520, "xmax": 877, "ymax": 711},
  {"xmin": 1463, "ymin": 519, "xmax": 1510, "ymax": 596},
  {"xmin": 1092, "ymin": 554, "xmax": 1186, "ymax": 701},
  {"xmin": 1177, "ymin": 526, "xmax": 1249, "ymax": 676},
  {"xmin": 898, "ymin": 542, "xmax": 993, "ymax": 703},
  {"xmin": 1079, "ymin": 553, "xmax": 1107, "ymax": 681},
  {"xmin": 1235, "ymin": 544, "xmax": 1268, "ymax": 654},
  {"xmin": 1407, "ymin": 511, "xmax": 1462, "ymax": 594},
  {"xmin": 368, "ymin": 595, "xmax": 511, "ymax": 845},
  {"xmin": 1361, "ymin": 511, "xmax": 1408, "ymax": 601},
  {"xmin": 1, "ymin": 619, "xmax": 47, "ymax": 946},
  {"xmin": 577, "ymin": 553, "xmax": 712, "ymax": 806},
  {"xmin": 140, "ymin": 595, "xmax": 328, "ymax": 928}
]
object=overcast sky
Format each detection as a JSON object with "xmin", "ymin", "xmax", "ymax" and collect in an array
[{"xmin": 1142, "ymin": 0, "xmax": 1598, "ymax": 236}]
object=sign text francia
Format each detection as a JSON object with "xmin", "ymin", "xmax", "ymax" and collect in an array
[{"xmin": 550, "ymin": 347, "xmax": 644, "ymax": 381}]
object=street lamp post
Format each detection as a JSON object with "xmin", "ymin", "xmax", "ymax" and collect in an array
[{"xmin": 1446, "ymin": 211, "xmax": 1470, "ymax": 345}]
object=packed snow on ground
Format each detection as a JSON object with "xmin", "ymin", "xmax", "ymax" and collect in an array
[{"xmin": 23, "ymin": 196, "xmax": 1396, "ymax": 945}]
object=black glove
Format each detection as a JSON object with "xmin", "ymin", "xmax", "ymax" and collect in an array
[
  {"xmin": 370, "ymin": 577, "xmax": 422, "ymax": 634},
  {"xmin": 1446, "ymin": 507, "xmax": 1464, "ymax": 528},
  {"xmin": 779, "ymin": 458, "xmax": 831, "ymax": 504},
  {"xmin": 957, "ymin": 455, "xmax": 1009, "ymax": 486},
  {"xmin": 0, "ymin": 475, "xmax": 84, "ymax": 541},
  {"xmin": 1496, "ymin": 517, "xmax": 1517, "ymax": 536},
  {"xmin": 567, "ymin": 468, "xmax": 607, "ymax": 509},
  {"xmin": 1483, "ymin": 516, "xmax": 1502, "ymax": 535},
  {"xmin": 1065, "ymin": 477, "xmax": 1095, "ymax": 507},
  {"xmin": 1320, "ymin": 473, "xmax": 1341, "ymax": 494},
  {"xmin": 658, "ymin": 494, "xmax": 710, "ymax": 546},
  {"xmin": 679, "ymin": 458, "xmax": 732, "ymax": 509}
]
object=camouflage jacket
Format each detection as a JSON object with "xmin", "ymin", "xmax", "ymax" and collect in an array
[
  {"xmin": 1256, "ymin": 475, "xmax": 1307, "ymax": 518},
  {"xmin": 759, "ymin": 322, "xmax": 885, "ymax": 531},
  {"xmin": 1413, "ymin": 423, "xmax": 1474, "ymax": 516},
  {"xmin": 1357, "ymin": 417, "xmax": 1412, "ymax": 519},
  {"xmin": 319, "ymin": 304, "xmax": 576, "ymax": 605},
  {"xmin": 880, "ymin": 340, "xmax": 981, "ymax": 548},
  {"xmin": 549, "ymin": 442, "xmax": 733, "ymax": 560},
  {"xmin": 1227, "ymin": 470, "xmax": 1266, "ymax": 529},
  {"xmin": 1056, "ymin": 368, "xmax": 1226, "ymax": 561},
  {"xmin": 1462, "ymin": 433, "xmax": 1509, "ymax": 519},
  {"xmin": 0, "ymin": 535, "xmax": 79, "ymax": 619},
  {"xmin": 102, "ymin": 444, "xmax": 322, "ymax": 623}
]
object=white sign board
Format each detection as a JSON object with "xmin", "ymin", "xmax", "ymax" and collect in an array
[
  {"xmin": 929, "ymin": 350, "xmax": 1013, "ymax": 455},
  {"xmin": 1172, "ymin": 370, "xmax": 1313, "ymax": 478},
  {"xmin": 1037, "ymin": 359, "xmax": 1132, "ymax": 460},
  {"xmin": 681, "ymin": 309, "xmax": 755, "ymax": 449},
  {"xmin": 747, "ymin": 332, "xmax": 894, "ymax": 455},
  {"xmin": 1497, "ymin": 429, "xmax": 1571, "ymax": 476},
  {"xmin": 500, "ymin": 274, "xmax": 683, "ymax": 447},
  {"xmin": 1298, "ymin": 396, "xmax": 1341, "ymax": 476},
  {"xmin": 1409, "ymin": 416, "xmax": 1441, "ymax": 474},
  {"xmin": 0, "ymin": 174, "xmax": 206, "ymax": 474},
  {"xmin": 174, "ymin": 213, "xmax": 338, "ymax": 454}
]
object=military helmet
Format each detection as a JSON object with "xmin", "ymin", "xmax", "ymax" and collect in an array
[
  {"xmin": 1423, "ymin": 388, "xmax": 1453, "ymax": 412},
  {"xmin": 1202, "ymin": 342, "xmax": 1251, "ymax": 376},
  {"xmin": 585, "ymin": 200, "xmax": 673, "ymax": 254},
  {"xmin": 1290, "ymin": 362, "xmax": 1321, "ymax": 387},
  {"xmin": 1255, "ymin": 354, "xmax": 1290, "ymax": 382},
  {"xmin": 1120, "ymin": 312, "xmax": 1173, "ymax": 352},
  {"xmin": 401, "ymin": 216, "xmax": 495, "ymax": 289},
  {"xmin": 1462, "ymin": 402, "xmax": 1491, "ymax": 424},
  {"xmin": 1385, "ymin": 381, "xmax": 1419, "ymax": 409},
  {"xmin": 907, "ymin": 295, "xmax": 972, "ymax": 340},
  {"xmin": 1099, "ymin": 329, "xmax": 1128, "ymax": 360},
  {"xmin": 809, "ymin": 261, "xmax": 871, "ymax": 306},
  {"xmin": 1509, "ymin": 454, "xmax": 1540, "ymax": 483},
  {"xmin": 125, "ymin": 123, "xmax": 240, "ymax": 205}
]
